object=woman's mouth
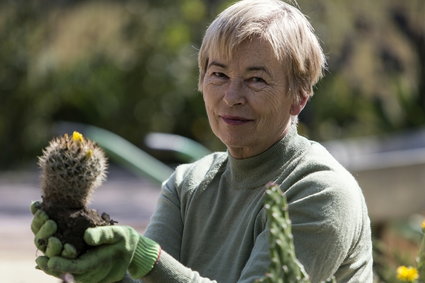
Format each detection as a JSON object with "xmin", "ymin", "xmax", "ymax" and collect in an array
[{"xmin": 220, "ymin": 115, "xmax": 253, "ymax": 125}]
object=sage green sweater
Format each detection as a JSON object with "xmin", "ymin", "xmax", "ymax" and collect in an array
[{"xmin": 132, "ymin": 126, "xmax": 373, "ymax": 282}]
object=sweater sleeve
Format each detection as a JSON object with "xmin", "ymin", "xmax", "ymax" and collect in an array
[
  {"xmin": 237, "ymin": 226, "xmax": 271, "ymax": 282},
  {"xmin": 142, "ymin": 250, "xmax": 217, "ymax": 282},
  {"xmin": 143, "ymin": 204, "xmax": 269, "ymax": 283},
  {"xmin": 285, "ymin": 168, "xmax": 372, "ymax": 282},
  {"xmin": 229, "ymin": 178, "xmax": 369, "ymax": 283},
  {"xmin": 141, "ymin": 171, "xmax": 218, "ymax": 283},
  {"xmin": 143, "ymin": 173, "xmax": 183, "ymax": 260}
]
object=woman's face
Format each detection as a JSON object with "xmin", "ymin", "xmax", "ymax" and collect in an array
[{"xmin": 201, "ymin": 39, "xmax": 303, "ymax": 159}]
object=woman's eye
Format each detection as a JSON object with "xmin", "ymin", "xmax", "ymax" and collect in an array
[
  {"xmin": 207, "ymin": 71, "xmax": 228, "ymax": 85},
  {"xmin": 249, "ymin": 77, "xmax": 266, "ymax": 83},
  {"xmin": 212, "ymin": 72, "xmax": 227, "ymax": 79}
]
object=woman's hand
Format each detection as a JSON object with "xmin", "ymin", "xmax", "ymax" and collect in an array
[
  {"xmin": 30, "ymin": 201, "xmax": 77, "ymax": 258},
  {"xmin": 42, "ymin": 226, "xmax": 160, "ymax": 283},
  {"xmin": 31, "ymin": 203, "xmax": 161, "ymax": 283}
]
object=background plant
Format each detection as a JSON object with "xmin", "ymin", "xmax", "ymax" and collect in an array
[{"xmin": 0, "ymin": 0, "xmax": 423, "ymax": 169}]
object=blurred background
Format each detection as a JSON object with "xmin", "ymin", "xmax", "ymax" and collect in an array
[{"xmin": 0, "ymin": 0, "xmax": 424, "ymax": 282}]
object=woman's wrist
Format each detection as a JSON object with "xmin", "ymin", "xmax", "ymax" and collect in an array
[{"xmin": 128, "ymin": 235, "xmax": 161, "ymax": 279}]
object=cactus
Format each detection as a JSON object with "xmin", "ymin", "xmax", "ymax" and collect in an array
[
  {"xmin": 38, "ymin": 131, "xmax": 114, "ymax": 255},
  {"xmin": 257, "ymin": 183, "xmax": 336, "ymax": 283}
]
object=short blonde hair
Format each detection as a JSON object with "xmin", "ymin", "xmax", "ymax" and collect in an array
[{"xmin": 198, "ymin": 0, "xmax": 326, "ymax": 101}]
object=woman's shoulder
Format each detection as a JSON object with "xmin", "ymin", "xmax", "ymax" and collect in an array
[
  {"xmin": 173, "ymin": 151, "xmax": 228, "ymax": 189},
  {"xmin": 285, "ymin": 138, "xmax": 363, "ymax": 203},
  {"xmin": 296, "ymin": 139, "xmax": 356, "ymax": 179}
]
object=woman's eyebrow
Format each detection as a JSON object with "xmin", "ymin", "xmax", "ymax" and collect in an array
[
  {"xmin": 207, "ymin": 61, "xmax": 227, "ymax": 69},
  {"xmin": 247, "ymin": 66, "xmax": 272, "ymax": 77},
  {"xmin": 207, "ymin": 62, "xmax": 272, "ymax": 77}
]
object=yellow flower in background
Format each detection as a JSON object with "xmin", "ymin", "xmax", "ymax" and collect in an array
[
  {"xmin": 72, "ymin": 131, "xmax": 84, "ymax": 142},
  {"xmin": 397, "ymin": 266, "xmax": 419, "ymax": 282},
  {"xmin": 421, "ymin": 220, "xmax": 425, "ymax": 230}
]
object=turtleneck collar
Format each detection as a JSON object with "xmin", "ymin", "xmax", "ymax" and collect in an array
[{"xmin": 223, "ymin": 125, "xmax": 303, "ymax": 190}]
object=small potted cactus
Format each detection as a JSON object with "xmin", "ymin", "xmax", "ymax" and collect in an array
[{"xmin": 38, "ymin": 131, "xmax": 115, "ymax": 255}]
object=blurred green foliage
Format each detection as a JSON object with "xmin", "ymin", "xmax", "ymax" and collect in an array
[
  {"xmin": 0, "ymin": 0, "xmax": 423, "ymax": 168},
  {"xmin": 299, "ymin": 0, "xmax": 425, "ymax": 139}
]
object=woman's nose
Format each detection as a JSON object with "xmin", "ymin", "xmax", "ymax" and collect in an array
[{"xmin": 223, "ymin": 80, "xmax": 245, "ymax": 106}]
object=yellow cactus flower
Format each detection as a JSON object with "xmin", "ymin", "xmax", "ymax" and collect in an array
[
  {"xmin": 72, "ymin": 131, "xmax": 84, "ymax": 142},
  {"xmin": 421, "ymin": 220, "xmax": 425, "ymax": 230},
  {"xmin": 397, "ymin": 266, "xmax": 419, "ymax": 282}
]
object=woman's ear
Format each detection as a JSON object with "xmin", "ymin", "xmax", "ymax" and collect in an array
[{"xmin": 290, "ymin": 92, "xmax": 309, "ymax": 115}]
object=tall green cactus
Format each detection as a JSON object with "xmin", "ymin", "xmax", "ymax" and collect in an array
[
  {"xmin": 257, "ymin": 183, "xmax": 336, "ymax": 283},
  {"xmin": 256, "ymin": 183, "xmax": 309, "ymax": 283}
]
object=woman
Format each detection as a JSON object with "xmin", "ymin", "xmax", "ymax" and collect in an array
[{"xmin": 32, "ymin": 0, "xmax": 373, "ymax": 282}]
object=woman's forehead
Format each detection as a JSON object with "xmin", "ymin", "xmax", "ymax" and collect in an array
[{"xmin": 207, "ymin": 37, "xmax": 281, "ymax": 65}]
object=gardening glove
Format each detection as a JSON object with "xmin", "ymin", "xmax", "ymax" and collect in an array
[
  {"xmin": 30, "ymin": 201, "xmax": 77, "ymax": 258},
  {"xmin": 38, "ymin": 225, "xmax": 161, "ymax": 283}
]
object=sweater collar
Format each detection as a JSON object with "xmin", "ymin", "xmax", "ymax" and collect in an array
[{"xmin": 224, "ymin": 125, "xmax": 301, "ymax": 190}]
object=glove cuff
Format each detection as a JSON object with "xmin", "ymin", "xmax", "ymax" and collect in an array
[{"xmin": 128, "ymin": 235, "xmax": 161, "ymax": 279}]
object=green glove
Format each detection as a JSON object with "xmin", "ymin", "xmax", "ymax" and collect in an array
[
  {"xmin": 40, "ymin": 226, "xmax": 161, "ymax": 283},
  {"xmin": 30, "ymin": 201, "xmax": 77, "ymax": 258}
]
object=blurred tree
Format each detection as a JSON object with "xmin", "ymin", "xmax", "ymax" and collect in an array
[
  {"xmin": 0, "ymin": 2, "xmax": 52, "ymax": 169},
  {"xmin": 298, "ymin": 0, "xmax": 424, "ymax": 139},
  {"xmin": 0, "ymin": 0, "xmax": 219, "ymax": 169}
]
